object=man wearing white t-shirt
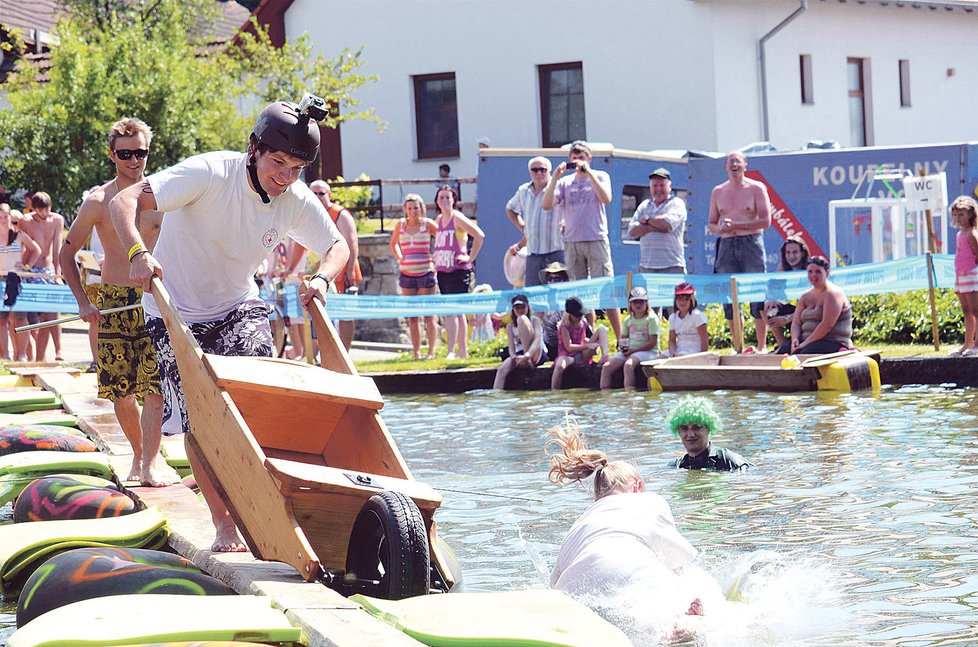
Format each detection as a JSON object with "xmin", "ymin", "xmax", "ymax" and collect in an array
[
  {"xmin": 628, "ymin": 168, "xmax": 687, "ymax": 275},
  {"xmin": 110, "ymin": 95, "xmax": 349, "ymax": 552}
]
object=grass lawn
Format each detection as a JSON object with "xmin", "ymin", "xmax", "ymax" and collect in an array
[{"xmin": 354, "ymin": 341, "xmax": 949, "ymax": 373}]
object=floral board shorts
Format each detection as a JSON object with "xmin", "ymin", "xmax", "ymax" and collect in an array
[
  {"xmin": 96, "ymin": 285, "xmax": 162, "ymax": 402},
  {"xmin": 145, "ymin": 298, "xmax": 273, "ymax": 436}
]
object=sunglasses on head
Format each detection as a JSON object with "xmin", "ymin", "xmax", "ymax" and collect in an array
[{"xmin": 113, "ymin": 148, "xmax": 148, "ymax": 160}]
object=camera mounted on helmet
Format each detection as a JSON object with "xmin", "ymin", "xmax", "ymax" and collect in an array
[
  {"xmin": 297, "ymin": 93, "xmax": 329, "ymax": 123},
  {"xmin": 250, "ymin": 92, "xmax": 329, "ymax": 163}
]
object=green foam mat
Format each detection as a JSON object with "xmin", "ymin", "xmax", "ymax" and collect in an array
[
  {"xmin": 0, "ymin": 413, "xmax": 78, "ymax": 428},
  {"xmin": 0, "ymin": 507, "xmax": 168, "ymax": 595},
  {"xmin": 0, "ymin": 451, "xmax": 114, "ymax": 506},
  {"xmin": 353, "ymin": 589, "xmax": 633, "ymax": 647},
  {"xmin": 7, "ymin": 594, "xmax": 300, "ymax": 647}
]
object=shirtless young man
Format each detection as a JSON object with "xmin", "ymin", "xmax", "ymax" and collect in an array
[
  {"xmin": 60, "ymin": 118, "xmax": 170, "ymax": 487},
  {"xmin": 707, "ymin": 151, "xmax": 772, "ymax": 351},
  {"xmin": 20, "ymin": 192, "xmax": 65, "ymax": 360}
]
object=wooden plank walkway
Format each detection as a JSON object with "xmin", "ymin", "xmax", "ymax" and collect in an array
[{"xmin": 30, "ymin": 368, "xmax": 422, "ymax": 647}]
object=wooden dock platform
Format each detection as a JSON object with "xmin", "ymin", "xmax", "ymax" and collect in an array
[{"xmin": 32, "ymin": 368, "xmax": 424, "ymax": 647}]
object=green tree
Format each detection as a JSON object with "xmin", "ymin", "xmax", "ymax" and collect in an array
[{"xmin": 0, "ymin": 0, "xmax": 380, "ymax": 216}]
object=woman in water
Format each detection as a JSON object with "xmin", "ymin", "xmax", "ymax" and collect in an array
[{"xmin": 547, "ymin": 419, "xmax": 717, "ymax": 642}]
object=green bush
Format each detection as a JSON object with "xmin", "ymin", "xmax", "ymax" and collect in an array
[
  {"xmin": 695, "ymin": 290, "xmax": 963, "ymax": 349},
  {"xmin": 850, "ymin": 290, "xmax": 962, "ymax": 344},
  {"xmin": 329, "ymin": 173, "xmax": 377, "ymax": 222}
]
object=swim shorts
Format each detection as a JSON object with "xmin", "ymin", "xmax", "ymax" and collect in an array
[
  {"xmin": 145, "ymin": 298, "xmax": 273, "ymax": 435},
  {"xmin": 714, "ymin": 234, "xmax": 766, "ymax": 319},
  {"xmin": 96, "ymin": 285, "xmax": 162, "ymax": 402},
  {"xmin": 399, "ymin": 271, "xmax": 436, "ymax": 290}
]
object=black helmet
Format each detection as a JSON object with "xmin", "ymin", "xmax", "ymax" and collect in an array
[{"xmin": 251, "ymin": 101, "xmax": 321, "ymax": 162}]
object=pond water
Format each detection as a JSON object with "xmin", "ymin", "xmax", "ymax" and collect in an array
[
  {"xmin": 1, "ymin": 385, "xmax": 976, "ymax": 646},
  {"xmin": 382, "ymin": 385, "xmax": 978, "ymax": 646}
]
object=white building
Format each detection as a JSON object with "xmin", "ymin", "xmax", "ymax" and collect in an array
[{"xmin": 253, "ymin": 0, "xmax": 978, "ymax": 182}]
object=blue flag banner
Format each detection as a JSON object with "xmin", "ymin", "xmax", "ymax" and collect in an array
[
  {"xmin": 0, "ymin": 281, "xmax": 82, "ymax": 315},
  {"xmin": 0, "ymin": 255, "xmax": 955, "ymax": 321},
  {"xmin": 318, "ymin": 254, "xmax": 955, "ymax": 321}
]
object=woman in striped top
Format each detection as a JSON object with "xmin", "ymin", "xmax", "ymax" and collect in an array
[{"xmin": 389, "ymin": 194, "xmax": 439, "ymax": 359}]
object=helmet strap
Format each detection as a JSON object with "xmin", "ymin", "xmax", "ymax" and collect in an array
[{"xmin": 246, "ymin": 154, "xmax": 271, "ymax": 204}]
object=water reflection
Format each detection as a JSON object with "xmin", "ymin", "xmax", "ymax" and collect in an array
[{"xmin": 385, "ymin": 385, "xmax": 978, "ymax": 645}]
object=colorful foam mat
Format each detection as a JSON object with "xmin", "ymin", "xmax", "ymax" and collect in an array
[
  {"xmin": 0, "ymin": 507, "xmax": 168, "ymax": 596},
  {"xmin": 352, "ymin": 589, "xmax": 633, "ymax": 647},
  {"xmin": 160, "ymin": 439, "xmax": 191, "ymax": 478},
  {"xmin": 17, "ymin": 547, "xmax": 234, "ymax": 627},
  {"xmin": 7, "ymin": 594, "xmax": 300, "ymax": 647},
  {"xmin": 0, "ymin": 426, "xmax": 97, "ymax": 456},
  {"xmin": 13, "ymin": 474, "xmax": 134, "ymax": 522},
  {"xmin": 0, "ymin": 451, "xmax": 114, "ymax": 506}
]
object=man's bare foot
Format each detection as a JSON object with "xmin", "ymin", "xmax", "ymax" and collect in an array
[
  {"xmin": 126, "ymin": 456, "xmax": 141, "ymax": 482},
  {"xmin": 212, "ymin": 521, "xmax": 248, "ymax": 552},
  {"xmin": 140, "ymin": 465, "xmax": 175, "ymax": 487}
]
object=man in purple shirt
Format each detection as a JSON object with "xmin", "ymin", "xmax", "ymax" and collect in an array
[{"xmin": 542, "ymin": 141, "xmax": 621, "ymax": 339}]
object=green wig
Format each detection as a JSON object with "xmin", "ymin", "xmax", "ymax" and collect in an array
[{"xmin": 667, "ymin": 395, "xmax": 722, "ymax": 436}]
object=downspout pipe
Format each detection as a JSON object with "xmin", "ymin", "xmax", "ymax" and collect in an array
[{"xmin": 759, "ymin": 0, "xmax": 808, "ymax": 142}]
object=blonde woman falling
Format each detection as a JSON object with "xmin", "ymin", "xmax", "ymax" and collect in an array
[{"xmin": 547, "ymin": 420, "xmax": 720, "ymax": 643}]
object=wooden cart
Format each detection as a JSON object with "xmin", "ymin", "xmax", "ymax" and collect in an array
[{"xmin": 151, "ymin": 278, "xmax": 459, "ymax": 598}]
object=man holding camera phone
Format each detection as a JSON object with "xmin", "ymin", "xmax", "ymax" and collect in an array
[
  {"xmin": 110, "ymin": 95, "xmax": 349, "ymax": 552},
  {"xmin": 542, "ymin": 140, "xmax": 621, "ymax": 339}
]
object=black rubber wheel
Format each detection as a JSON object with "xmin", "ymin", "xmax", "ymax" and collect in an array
[{"xmin": 345, "ymin": 490, "xmax": 430, "ymax": 600}]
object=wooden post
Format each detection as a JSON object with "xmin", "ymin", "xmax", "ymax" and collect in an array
[
  {"xmin": 729, "ymin": 277, "xmax": 744, "ymax": 353},
  {"xmin": 926, "ymin": 251, "xmax": 941, "ymax": 351},
  {"xmin": 302, "ymin": 305, "xmax": 316, "ymax": 365}
]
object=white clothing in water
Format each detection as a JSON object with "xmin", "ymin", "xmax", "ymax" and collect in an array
[{"xmin": 551, "ymin": 491, "xmax": 697, "ymax": 597}]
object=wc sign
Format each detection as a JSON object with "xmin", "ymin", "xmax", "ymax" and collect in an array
[{"xmin": 902, "ymin": 172, "xmax": 948, "ymax": 213}]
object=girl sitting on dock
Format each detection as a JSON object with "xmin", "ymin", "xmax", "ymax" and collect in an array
[
  {"xmin": 492, "ymin": 293, "xmax": 546, "ymax": 389},
  {"xmin": 551, "ymin": 297, "xmax": 608, "ymax": 390},
  {"xmin": 764, "ymin": 236, "xmax": 809, "ymax": 349},
  {"xmin": 661, "ymin": 282, "xmax": 708, "ymax": 358},
  {"xmin": 599, "ymin": 286, "xmax": 659, "ymax": 389}
]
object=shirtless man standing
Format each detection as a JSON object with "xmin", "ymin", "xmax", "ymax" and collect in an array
[
  {"xmin": 20, "ymin": 192, "xmax": 65, "ymax": 360},
  {"xmin": 707, "ymin": 151, "xmax": 772, "ymax": 352},
  {"xmin": 60, "ymin": 117, "xmax": 170, "ymax": 487}
]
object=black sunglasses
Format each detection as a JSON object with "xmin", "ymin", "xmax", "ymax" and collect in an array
[
  {"xmin": 114, "ymin": 148, "xmax": 149, "ymax": 160},
  {"xmin": 313, "ymin": 191, "xmax": 328, "ymax": 196},
  {"xmin": 530, "ymin": 167, "xmax": 548, "ymax": 173}
]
